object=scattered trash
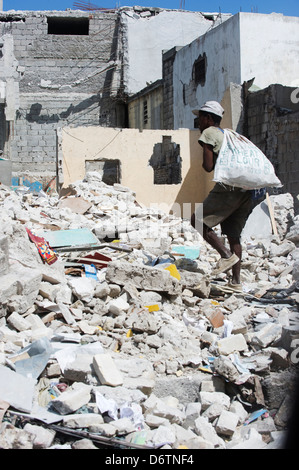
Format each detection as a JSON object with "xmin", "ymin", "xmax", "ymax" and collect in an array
[
  {"xmin": 0, "ymin": 175, "xmax": 297, "ymax": 449},
  {"xmin": 26, "ymin": 228, "xmax": 58, "ymax": 265}
]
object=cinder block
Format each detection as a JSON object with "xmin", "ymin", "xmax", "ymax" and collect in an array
[{"xmin": 216, "ymin": 410, "xmax": 239, "ymax": 436}]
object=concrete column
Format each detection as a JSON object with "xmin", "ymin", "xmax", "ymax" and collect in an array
[{"xmin": 0, "ymin": 2, "xmax": 3, "ymax": 11}]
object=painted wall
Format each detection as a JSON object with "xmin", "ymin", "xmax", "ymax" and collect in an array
[{"xmin": 58, "ymin": 126, "xmax": 213, "ymax": 217}]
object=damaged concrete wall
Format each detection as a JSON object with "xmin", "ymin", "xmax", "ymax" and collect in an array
[
  {"xmin": 121, "ymin": 8, "xmax": 232, "ymax": 96},
  {"xmin": 170, "ymin": 12, "xmax": 299, "ymax": 130},
  {"xmin": 58, "ymin": 126, "xmax": 212, "ymax": 216},
  {"xmin": 172, "ymin": 14, "xmax": 241, "ymax": 130},
  {"xmin": 239, "ymin": 13, "xmax": 299, "ymax": 90},
  {"xmin": 0, "ymin": 10, "xmax": 123, "ymax": 186},
  {"xmin": 247, "ymin": 84, "xmax": 299, "ymax": 213}
]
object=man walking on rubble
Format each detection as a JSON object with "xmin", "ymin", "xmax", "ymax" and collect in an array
[{"xmin": 191, "ymin": 100, "xmax": 262, "ymax": 292}]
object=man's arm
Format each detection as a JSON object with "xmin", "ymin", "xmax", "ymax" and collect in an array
[{"xmin": 202, "ymin": 143, "xmax": 215, "ymax": 172}]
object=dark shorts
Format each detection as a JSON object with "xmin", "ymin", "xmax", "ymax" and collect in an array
[{"xmin": 197, "ymin": 183, "xmax": 254, "ymax": 238}]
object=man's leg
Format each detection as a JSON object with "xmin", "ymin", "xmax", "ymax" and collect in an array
[
  {"xmin": 190, "ymin": 214, "xmax": 239, "ymax": 275},
  {"xmin": 227, "ymin": 236, "xmax": 242, "ymax": 285},
  {"xmin": 202, "ymin": 224, "xmax": 232, "ymax": 259}
]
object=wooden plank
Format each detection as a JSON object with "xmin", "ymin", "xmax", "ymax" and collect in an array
[{"xmin": 266, "ymin": 193, "xmax": 278, "ymax": 236}]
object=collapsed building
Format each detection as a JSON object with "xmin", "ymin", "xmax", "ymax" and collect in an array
[
  {"xmin": 0, "ymin": 5, "xmax": 299, "ymax": 450},
  {"xmin": 0, "ymin": 6, "xmax": 298, "ymax": 210}
]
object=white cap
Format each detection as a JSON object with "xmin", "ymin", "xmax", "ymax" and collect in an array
[{"xmin": 192, "ymin": 101, "xmax": 224, "ymax": 118}]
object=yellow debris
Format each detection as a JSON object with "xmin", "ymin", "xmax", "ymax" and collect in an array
[
  {"xmin": 145, "ymin": 304, "xmax": 160, "ymax": 312},
  {"xmin": 164, "ymin": 264, "xmax": 181, "ymax": 280}
]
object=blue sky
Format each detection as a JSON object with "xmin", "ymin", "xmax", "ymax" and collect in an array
[{"xmin": 3, "ymin": 0, "xmax": 299, "ymax": 17}]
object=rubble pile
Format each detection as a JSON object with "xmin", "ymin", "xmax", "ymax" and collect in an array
[{"xmin": 0, "ymin": 172, "xmax": 298, "ymax": 450}]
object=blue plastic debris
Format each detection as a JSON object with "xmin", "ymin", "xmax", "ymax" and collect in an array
[
  {"xmin": 244, "ymin": 408, "xmax": 268, "ymax": 425},
  {"xmin": 84, "ymin": 264, "xmax": 98, "ymax": 280}
]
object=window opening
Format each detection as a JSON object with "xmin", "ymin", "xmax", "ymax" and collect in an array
[
  {"xmin": 85, "ymin": 159, "xmax": 120, "ymax": 185},
  {"xmin": 143, "ymin": 100, "xmax": 148, "ymax": 125},
  {"xmin": 193, "ymin": 53, "xmax": 207, "ymax": 86},
  {"xmin": 149, "ymin": 136, "xmax": 182, "ymax": 185},
  {"xmin": 47, "ymin": 17, "xmax": 89, "ymax": 35}
]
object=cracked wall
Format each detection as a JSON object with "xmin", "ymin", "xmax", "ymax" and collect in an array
[{"xmin": 247, "ymin": 84, "xmax": 299, "ymax": 211}]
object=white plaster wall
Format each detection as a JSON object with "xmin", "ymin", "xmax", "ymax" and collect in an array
[
  {"xmin": 239, "ymin": 13, "xmax": 299, "ymax": 89},
  {"xmin": 172, "ymin": 12, "xmax": 299, "ymax": 130},
  {"xmin": 123, "ymin": 10, "xmax": 229, "ymax": 95},
  {"xmin": 173, "ymin": 14, "xmax": 241, "ymax": 129}
]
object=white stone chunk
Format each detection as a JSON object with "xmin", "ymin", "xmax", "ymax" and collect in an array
[{"xmin": 93, "ymin": 353, "xmax": 123, "ymax": 386}]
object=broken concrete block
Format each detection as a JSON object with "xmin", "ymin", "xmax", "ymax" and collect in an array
[
  {"xmin": 93, "ymin": 353, "xmax": 123, "ymax": 386},
  {"xmin": 199, "ymin": 391, "xmax": 230, "ymax": 411},
  {"xmin": 13, "ymin": 266, "xmax": 43, "ymax": 314},
  {"xmin": 108, "ymin": 297, "xmax": 130, "ymax": 316},
  {"xmin": 47, "ymin": 362, "xmax": 61, "ymax": 377},
  {"xmin": 94, "ymin": 281, "xmax": 110, "ymax": 299},
  {"xmin": 68, "ymin": 277, "xmax": 95, "ymax": 303},
  {"xmin": 0, "ymin": 422, "xmax": 34, "ymax": 449},
  {"xmin": 217, "ymin": 333, "xmax": 248, "ymax": 355},
  {"xmin": 110, "ymin": 417, "xmax": 136, "ymax": 435},
  {"xmin": 151, "ymin": 424, "xmax": 176, "ymax": 446},
  {"xmin": 26, "ymin": 313, "xmax": 48, "ymax": 331},
  {"xmin": 0, "ymin": 365, "xmax": 36, "ymax": 413},
  {"xmin": 251, "ymin": 323, "xmax": 283, "ymax": 348},
  {"xmin": 277, "ymin": 324, "xmax": 299, "ymax": 353},
  {"xmin": 7, "ymin": 311, "xmax": 32, "ymax": 332},
  {"xmin": 23, "ymin": 423, "xmax": 56, "ymax": 449},
  {"xmin": 89, "ymin": 422, "xmax": 116, "ymax": 437},
  {"xmin": 215, "ymin": 409, "xmax": 239, "ymax": 437},
  {"xmin": 229, "ymin": 401, "xmax": 248, "ymax": 425},
  {"xmin": 193, "ymin": 416, "xmax": 226, "ymax": 448},
  {"xmin": 143, "ymin": 393, "xmax": 185, "ymax": 425},
  {"xmin": 200, "ymin": 331, "xmax": 218, "ymax": 347},
  {"xmin": 227, "ymin": 311, "xmax": 248, "ymax": 334},
  {"xmin": 172, "ymin": 422, "xmax": 200, "ymax": 447},
  {"xmin": 55, "ymin": 283, "xmax": 73, "ymax": 305},
  {"xmin": 145, "ymin": 414, "xmax": 169, "ymax": 428},
  {"xmin": 63, "ymin": 413, "xmax": 104, "ymax": 429},
  {"xmin": 1, "ymin": 265, "xmax": 42, "ymax": 314},
  {"xmin": 50, "ymin": 383, "xmax": 92, "ymax": 415},
  {"xmin": 71, "ymin": 438, "xmax": 98, "ymax": 449},
  {"xmin": 125, "ymin": 307, "xmax": 161, "ymax": 334},
  {"xmin": 39, "ymin": 281, "xmax": 59, "ymax": 301},
  {"xmin": 270, "ymin": 347, "xmax": 290, "ymax": 370},
  {"xmin": 182, "ymin": 402, "xmax": 202, "ymax": 429},
  {"xmin": 0, "ymin": 235, "xmax": 9, "ymax": 275},
  {"xmin": 214, "ymin": 355, "xmax": 240, "ymax": 383},
  {"xmin": 77, "ymin": 320, "xmax": 98, "ymax": 335},
  {"xmin": 106, "ymin": 260, "xmax": 182, "ymax": 295},
  {"xmin": 63, "ymin": 355, "xmax": 94, "ymax": 383}
]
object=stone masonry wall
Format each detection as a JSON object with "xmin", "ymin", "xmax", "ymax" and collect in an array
[
  {"xmin": 247, "ymin": 84, "xmax": 299, "ymax": 213},
  {"xmin": 0, "ymin": 10, "xmax": 123, "ymax": 185}
]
